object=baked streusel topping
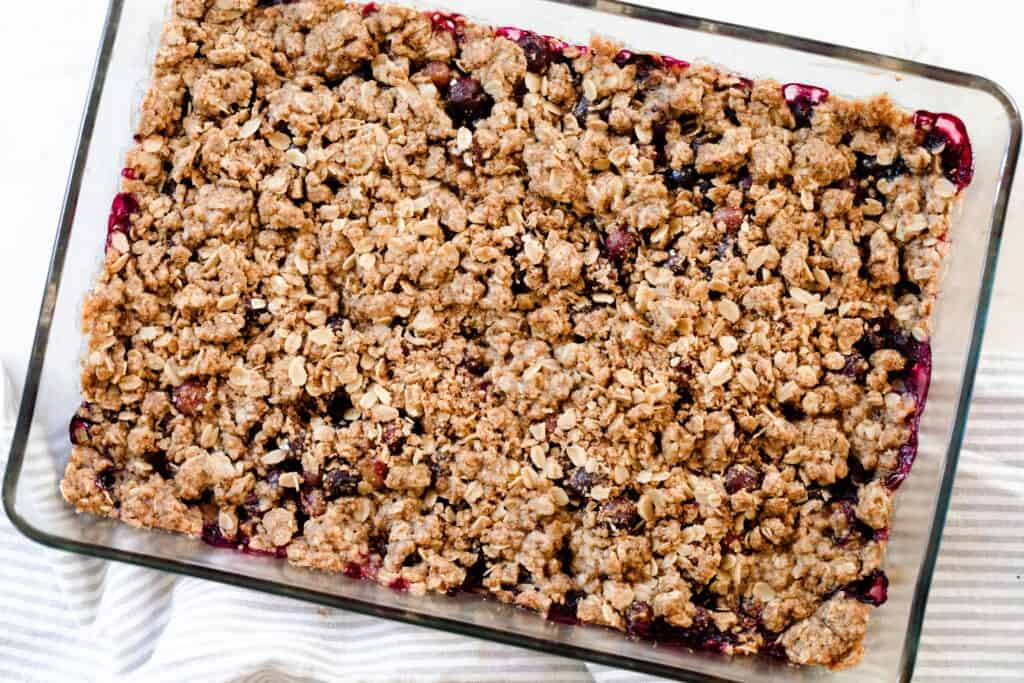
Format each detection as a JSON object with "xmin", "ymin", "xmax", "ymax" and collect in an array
[{"xmin": 61, "ymin": 0, "xmax": 973, "ymax": 670}]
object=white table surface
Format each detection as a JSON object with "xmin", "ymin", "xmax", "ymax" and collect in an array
[{"xmin": 0, "ymin": 2, "xmax": 1020, "ymax": 682}]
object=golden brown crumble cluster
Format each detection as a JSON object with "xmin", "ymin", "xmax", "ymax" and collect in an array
[{"xmin": 61, "ymin": 0, "xmax": 970, "ymax": 670}]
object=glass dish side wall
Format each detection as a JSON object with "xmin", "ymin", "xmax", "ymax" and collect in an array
[{"xmin": 4, "ymin": 1, "xmax": 1018, "ymax": 682}]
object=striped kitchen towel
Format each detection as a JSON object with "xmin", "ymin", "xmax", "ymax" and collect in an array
[{"xmin": 1, "ymin": 357, "xmax": 1022, "ymax": 683}]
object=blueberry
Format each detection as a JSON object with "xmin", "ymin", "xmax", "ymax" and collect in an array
[
  {"xmin": 566, "ymin": 468, "xmax": 601, "ymax": 497},
  {"xmin": 323, "ymin": 467, "xmax": 360, "ymax": 499},
  {"xmin": 326, "ymin": 388, "xmax": 352, "ymax": 423},
  {"xmin": 380, "ymin": 421, "xmax": 406, "ymax": 452},
  {"xmin": 447, "ymin": 77, "xmax": 492, "ymax": 125},
  {"xmin": 666, "ymin": 249, "xmax": 687, "ymax": 275},
  {"xmin": 602, "ymin": 226, "xmax": 636, "ymax": 262},
  {"xmin": 95, "ymin": 469, "xmax": 117, "ymax": 492},
  {"xmin": 878, "ymin": 157, "xmax": 909, "ymax": 181},
  {"xmin": 781, "ymin": 83, "xmax": 829, "ymax": 129},
  {"xmin": 664, "ymin": 165, "xmax": 698, "ymax": 191},
  {"xmin": 598, "ymin": 497, "xmax": 640, "ymax": 529},
  {"xmin": 855, "ymin": 153, "xmax": 908, "ymax": 181},
  {"xmin": 789, "ymin": 99, "xmax": 813, "ymax": 128},
  {"xmin": 571, "ymin": 97, "xmax": 590, "ymax": 125},
  {"xmin": 368, "ymin": 533, "xmax": 389, "ymax": 557},
  {"xmin": 854, "ymin": 153, "xmax": 878, "ymax": 179},
  {"xmin": 517, "ymin": 34, "xmax": 554, "ymax": 73},
  {"xmin": 461, "ymin": 548, "xmax": 488, "ymax": 590},
  {"xmin": 462, "ymin": 351, "xmax": 488, "ymax": 376},
  {"xmin": 842, "ymin": 352, "xmax": 869, "ymax": 381}
]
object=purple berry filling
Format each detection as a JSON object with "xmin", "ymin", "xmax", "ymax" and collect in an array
[
  {"xmin": 855, "ymin": 152, "xmax": 909, "ymax": 182},
  {"xmin": 666, "ymin": 249, "xmax": 687, "ymax": 275},
  {"xmin": 913, "ymin": 110, "xmax": 974, "ymax": 189},
  {"xmin": 323, "ymin": 467, "xmax": 360, "ymax": 499},
  {"xmin": 853, "ymin": 316, "xmax": 932, "ymax": 490},
  {"xmin": 201, "ymin": 522, "xmax": 235, "ymax": 549},
  {"xmin": 460, "ymin": 550, "xmax": 488, "ymax": 591},
  {"xmin": 549, "ymin": 597, "xmax": 747, "ymax": 658},
  {"xmin": 147, "ymin": 451, "xmax": 174, "ymax": 480},
  {"xmin": 461, "ymin": 351, "xmax": 488, "ymax": 376},
  {"xmin": 828, "ymin": 499, "xmax": 880, "ymax": 547},
  {"xmin": 624, "ymin": 601, "xmax": 654, "ymax": 638},
  {"xmin": 95, "ymin": 469, "xmax": 117, "ymax": 493},
  {"xmin": 106, "ymin": 192, "xmax": 140, "ymax": 249},
  {"xmin": 69, "ymin": 416, "xmax": 92, "ymax": 445},
  {"xmin": 495, "ymin": 26, "xmax": 588, "ymax": 61},
  {"xmin": 244, "ymin": 543, "xmax": 289, "ymax": 559},
  {"xmin": 598, "ymin": 497, "xmax": 640, "ymax": 529},
  {"xmin": 646, "ymin": 608, "xmax": 738, "ymax": 655},
  {"xmin": 885, "ymin": 340, "xmax": 932, "ymax": 490},
  {"xmin": 201, "ymin": 522, "xmax": 288, "ymax": 559},
  {"xmin": 661, "ymin": 55, "xmax": 690, "ymax": 70},
  {"xmin": 517, "ymin": 33, "xmax": 554, "ymax": 73},
  {"xmin": 612, "ymin": 49, "xmax": 636, "ymax": 67},
  {"xmin": 841, "ymin": 569, "xmax": 889, "ymax": 606},
  {"xmin": 613, "ymin": 49, "xmax": 690, "ymax": 71},
  {"xmin": 663, "ymin": 165, "xmax": 700, "ymax": 191},
  {"xmin": 496, "ymin": 28, "xmax": 556, "ymax": 73},
  {"xmin": 547, "ymin": 591, "xmax": 583, "ymax": 625},
  {"xmin": 781, "ymin": 83, "xmax": 829, "ymax": 128},
  {"xmin": 121, "ymin": 167, "xmax": 136, "ymax": 179},
  {"xmin": 428, "ymin": 11, "xmax": 464, "ymax": 40},
  {"xmin": 751, "ymin": 620, "xmax": 788, "ymax": 660},
  {"xmin": 380, "ymin": 421, "xmax": 406, "ymax": 452}
]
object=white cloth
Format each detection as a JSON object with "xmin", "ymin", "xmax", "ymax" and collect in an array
[{"xmin": 2, "ymin": 358, "xmax": 1022, "ymax": 682}]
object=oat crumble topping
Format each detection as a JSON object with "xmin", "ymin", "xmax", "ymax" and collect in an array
[{"xmin": 61, "ymin": 0, "xmax": 973, "ymax": 671}]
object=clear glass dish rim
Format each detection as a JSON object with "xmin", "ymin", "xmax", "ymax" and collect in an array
[{"xmin": 3, "ymin": 1, "xmax": 1020, "ymax": 681}]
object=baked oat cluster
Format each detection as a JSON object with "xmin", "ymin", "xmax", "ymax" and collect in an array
[{"xmin": 61, "ymin": 0, "xmax": 974, "ymax": 670}]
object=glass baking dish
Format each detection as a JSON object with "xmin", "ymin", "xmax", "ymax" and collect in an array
[{"xmin": 3, "ymin": 0, "xmax": 1019, "ymax": 680}]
